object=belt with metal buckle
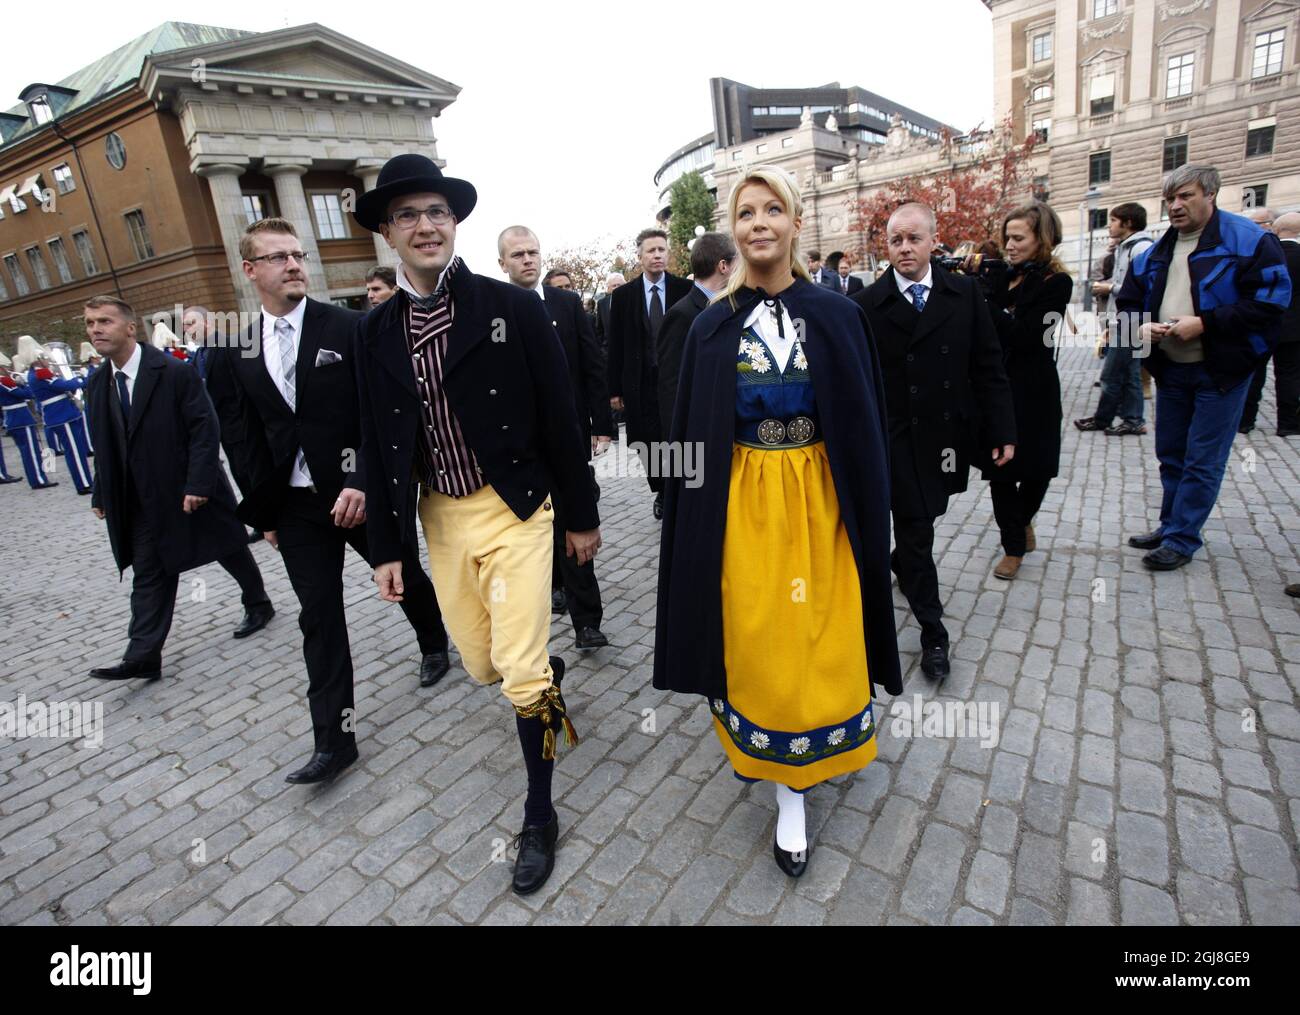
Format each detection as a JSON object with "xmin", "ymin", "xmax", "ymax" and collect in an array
[{"xmin": 737, "ymin": 415, "xmax": 818, "ymax": 449}]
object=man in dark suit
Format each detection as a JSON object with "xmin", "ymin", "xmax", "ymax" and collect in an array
[
  {"xmin": 207, "ymin": 217, "xmax": 451, "ymax": 786},
  {"xmin": 1242, "ymin": 211, "xmax": 1300, "ymax": 436},
  {"xmin": 498, "ymin": 225, "xmax": 612, "ymax": 651},
  {"xmin": 833, "ymin": 256, "xmax": 865, "ymax": 297},
  {"xmin": 606, "ymin": 228, "xmax": 691, "ymax": 519},
  {"xmin": 807, "ymin": 250, "xmax": 836, "ymax": 288},
  {"xmin": 82, "ymin": 295, "xmax": 265, "ymax": 681},
  {"xmin": 822, "ymin": 251, "xmax": 850, "ymax": 289},
  {"xmin": 657, "ymin": 231, "xmax": 735, "ymax": 431},
  {"xmin": 352, "ymin": 155, "xmax": 600, "ymax": 897},
  {"xmin": 593, "ymin": 272, "xmax": 624, "ymax": 356},
  {"xmin": 853, "ymin": 203, "xmax": 1016, "ymax": 680}
]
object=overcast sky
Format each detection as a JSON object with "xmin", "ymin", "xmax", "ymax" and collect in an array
[{"xmin": 4, "ymin": 0, "xmax": 994, "ymax": 281}]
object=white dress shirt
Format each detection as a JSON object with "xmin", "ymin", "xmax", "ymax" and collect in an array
[
  {"xmin": 743, "ymin": 295, "xmax": 799, "ymax": 373},
  {"xmin": 894, "ymin": 264, "xmax": 933, "ymax": 305},
  {"xmin": 396, "ymin": 262, "xmax": 452, "ymax": 299},
  {"xmin": 111, "ymin": 341, "xmax": 143, "ymax": 402},
  {"xmin": 260, "ymin": 297, "xmax": 312, "ymax": 487}
]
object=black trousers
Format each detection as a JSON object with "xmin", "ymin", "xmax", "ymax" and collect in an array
[
  {"xmin": 551, "ymin": 476, "xmax": 602, "ymax": 634},
  {"xmin": 989, "ymin": 478, "xmax": 1052, "ymax": 557},
  {"xmin": 123, "ymin": 510, "xmax": 270, "ymax": 666},
  {"xmin": 891, "ymin": 514, "xmax": 947, "ymax": 650},
  {"xmin": 276, "ymin": 487, "xmax": 447, "ymax": 752},
  {"xmin": 1240, "ymin": 344, "xmax": 1300, "ymax": 432}
]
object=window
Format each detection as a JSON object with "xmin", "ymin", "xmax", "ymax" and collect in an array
[
  {"xmin": 29, "ymin": 95, "xmax": 53, "ymax": 125},
  {"xmin": 1246, "ymin": 125, "xmax": 1275, "ymax": 157},
  {"xmin": 1162, "ymin": 134, "xmax": 1188, "ymax": 172},
  {"xmin": 0, "ymin": 273, "xmax": 8, "ymax": 301},
  {"xmin": 51, "ymin": 163, "xmax": 75, "ymax": 195},
  {"xmin": 1094, "ymin": 0, "xmax": 1118, "ymax": 17},
  {"xmin": 1253, "ymin": 29, "xmax": 1285, "ymax": 78},
  {"xmin": 1032, "ymin": 175, "xmax": 1051, "ymax": 202},
  {"xmin": 732, "ymin": 150, "xmax": 742, "ymax": 161},
  {"xmin": 105, "ymin": 132, "xmax": 126, "ymax": 171},
  {"xmin": 71, "ymin": 230, "xmax": 98, "ymax": 275},
  {"xmin": 1160, "ymin": 199, "xmax": 1169, "ymax": 221},
  {"xmin": 1089, "ymin": 73, "xmax": 1116, "ymax": 116},
  {"xmin": 781, "ymin": 137, "xmax": 793, "ymax": 148},
  {"xmin": 1033, "ymin": 32, "xmax": 1052, "ymax": 63},
  {"xmin": 1031, "ymin": 84, "xmax": 1052, "ymax": 102},
  {"xmin": 47, "ymin": 237, "xmax": 74, "ymax": 283},
  {"xmin": 1243, "ymin": 184, "xmax": 1269, "ymax": 210},
  {"xmin": 1032, "ymin": 116, "xmax": 1051, "ymax": 143},
  {"xmin": 310, "ymin": 193, "xmax": 347, "ymax": 240},
  {"xmin": 242, "ymin": 194, "xmax": 267, "ymax": 225},
  {"xmin": 1089, "ymin": 208, "xmax": 1109, "ymax": 230},
  {"xmin": 25, "ymin": 247, "xmax": 52, "ymax": 290},
  {"xmin": 4, "ymin": 254, "xmax": 31, "ymax": 296},
  {"xmin": 756, "ymin": 143, "xmax": 768, "ymax": 154},
  {"xmin": 1089, "ymin": 150, "xmax": 1112, "ymax": 185},
  {"xmin": 124, "ymin": 210, "xmax": 154, "ymax": 261},
  {"xmin": 2, "ymin": 186, "xmax": 27, "ymax": 215},
  {"xmin": 1166, "ymin": 53, "xmax": 1195, "ymax": 97}
]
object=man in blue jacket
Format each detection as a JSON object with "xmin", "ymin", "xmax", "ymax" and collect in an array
[{"xmin": 1115, "ymin": 164, "xmax": 1290, "ymax": 570}]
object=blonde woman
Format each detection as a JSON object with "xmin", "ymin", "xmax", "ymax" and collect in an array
[{"xmin": 653, "ymin": 167, "xmax": 901, "ymax": 877}]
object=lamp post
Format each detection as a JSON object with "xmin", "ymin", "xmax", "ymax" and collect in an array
[{"xmin": 1083, "ymin": 186, "xmax": 1103, "ymax": 312}]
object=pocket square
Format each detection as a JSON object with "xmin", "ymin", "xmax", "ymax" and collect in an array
[{"xmin": 315, "ymin": 348, "xmax": 343, "ymax": 367}]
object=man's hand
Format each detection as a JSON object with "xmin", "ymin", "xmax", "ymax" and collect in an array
[
  {"xmin": 92, "ymin": 507, "xmax": 105, "ymax": 520},
  {"xmin": 374, "ymin": 561, "xmax": 404, "ymax": 602},
  {"xmin": 182, "ymin": 494, "xmax": 208, "ymax": 514},
  {"xmin": 1140, "ymin": 321, "xmax": 1170, "ymax": 346},
  {"xmin": 992, "ymin": 444, "xmax": 1016, "ymax": 468},
  {"xmin": 566, "ymin": 528, "xmax": 602, "ymax": 566},
  {"xmin": 609, "ymin": 396, "xmax": 624, "ymax": 412},
  {"xmin": 1164, "ymin": 315, "xmax": 1204, "ymax": 342},
  {"xmin": 264, "ymin": 530, "xmax": 279, "ymax": 550},
  {"xmin": 1091, "ymin": 281, "xmax": 1113, "ymax": 297},
  {"xmin": 592, "ymin": 435, "xmax": 612, "ymax": 456},
  {"xmin": 332, "ymin": 488, "xmax": 366, "ymax": 528}
]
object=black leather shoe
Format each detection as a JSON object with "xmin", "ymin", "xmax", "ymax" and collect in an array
[
  {"xmin": 1143, "ymin": 546, "xmax": 1192, "ymax": 571},
  {"xmin": 34, "ymin": 481, "xmax": 59, "ymax": 489},
  {"xmin": 0, "ymin": 476, "xmax": 21, "ymax": 484},
  {"xmin": 89, "ymin": 660, "xmax": 161, "ymax": 681},
  {"xmin": 575, "ymin": 626, "xmax": 608, "ymax": 651},
  {"xmin": 1127, "ymin": 529, "xmax": 1164, "ymax": 550},
  {"xmin": 652, "ymin": 491, "xmax": 664, "ymax": 520},
  {"xmin": 920, "ymin": 644, "xmax": 950, "ymax": 680},
  {"xmin": 551, "ymin": 589, "xmax": 567, "ymax": 614},
  {"xmin": 512, "ymin": 808, "xmax": 559, "ymax": 895},
  {"xmin": 1279, "ymin": 428, "xmax": 1300, "ymax": 438},
  {"xmin": 1073, "ymin": 416, "xmax": 1105, "ymax": 431},
  {"xmin": 419, "ymin": 650, "xmax": 450, "ymax": 687},
  {"xmin": 76, "ymin": 488, "xmax": 91, "ymax": 495},
  {"xmin": 1286, "ymin": 583, "xmax": 1300, "ymax": 598},
  {"xmin": 284, "ymin": 744, "xmax": 359, "ymax": 784},
  {"xmin": 232, "ymin": 604, "xmax": 274, "ymax": 639},
  {"xmin": 773, "ymin": 835, "xmax": 809, "ymax": 878},
  {"xmin": 1238, "ymin": 424, "xmax": 1254, "ymax": 435}
]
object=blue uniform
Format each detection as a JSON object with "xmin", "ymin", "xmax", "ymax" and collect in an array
[
  {"xmin": 27, "ymin": 367, "xmax": 92, "ymax": 493},
  {"xmin": 0, "ymin": 377, "xmax": 52, "ymax": 488}
]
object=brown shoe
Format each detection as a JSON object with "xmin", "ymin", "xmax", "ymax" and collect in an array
[
  {"xmin": 1025, "ymin": 525, "xmax": 1036, "ymax": 553},
  {"xmin": 993, "ymin": 555, "xmax": 1022, "ymax": 580}
]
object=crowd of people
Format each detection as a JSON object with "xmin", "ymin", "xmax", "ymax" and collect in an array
[{"xmin": 2, "ymin": 156, "xmax": 1295, "ymax": 895}]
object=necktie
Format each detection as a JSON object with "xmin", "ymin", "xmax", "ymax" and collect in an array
[
  {"xmin": 275, "ymin": 317, "xmax": 296, "ymax": 409},
  {"xmin": 115, "ymin": 370, "xmax": 131, "ymax": 421},
  {"xmin": 648, "ymin": 284, "xmax": 664, "ymax": 363},
  {"xmin": 908, "ymin": 283, "xmax": 928, "ymax": 313}
]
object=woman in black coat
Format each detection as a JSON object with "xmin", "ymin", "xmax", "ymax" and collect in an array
[
  {"xmin": 654, "ymin": 166, "xmax": 900, "ymax": 878},
  {"xmin": 975, "ymin": 201, "xmax": 1072, "ymax": 579}
]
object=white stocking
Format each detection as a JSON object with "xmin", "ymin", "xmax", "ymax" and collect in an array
[{"xmin": 773, "ymin": 782, "xmax": 807, "ymax": 853}]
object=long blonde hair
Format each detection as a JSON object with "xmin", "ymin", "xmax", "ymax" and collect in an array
[{"xmin": 721, "ymin": 166, "xmax": 814, "ymax": 307}]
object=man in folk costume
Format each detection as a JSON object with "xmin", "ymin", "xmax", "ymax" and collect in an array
[
  {"xmin": 1, "ymin": 355, "xmax": 55, "ymax": 488},
  {"xmin": 17, "ymin": 335, "xmax": 93, "ymax": 494},
  {"xmin": 352, "ymin": 155, "xmax": 600, "ymax": 895}
]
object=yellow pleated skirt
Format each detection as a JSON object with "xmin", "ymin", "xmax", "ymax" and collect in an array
[{"xmin": 711, "ymin": 440, "xmax": 877, "ymax": 791}]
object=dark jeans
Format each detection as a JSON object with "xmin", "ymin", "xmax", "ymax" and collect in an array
[
  {"xmin": 1240, "ymin": 345, "xmax": 1300, "ymax": 432},
  {"xmin": 1094, "ymin": 340, "xmax": 1144, "ymax": 426},
  {"xmin": 276, "ymin": 488, "xmax": 447, "ymax": 752},
  {"xmin": 1153, "ymin": 362, "xmax": 1252, "ymax": 557},
  {"xmin": 989, "ymin": 478, "xmax": 1051, "ymax": 557},
  {"xmin": 891, "ymin": 514, "xmax": 947, "ymax": 650}
]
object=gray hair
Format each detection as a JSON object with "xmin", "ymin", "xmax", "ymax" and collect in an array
[
  {"xmin": 605, "ymin": 272, "xmax": 626, "ymax": 286},
  {"xmin": 1245, "ymin": 206, "xmax": 1276, "ymax": 225},
  {"xmin": 1162, "ymin": 164, "xmax": 1220, "ymax": 200}
]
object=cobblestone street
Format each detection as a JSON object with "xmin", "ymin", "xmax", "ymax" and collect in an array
[{"xmin": 1, "ymin": 341, "xmax": 1298, "ymax": 926}]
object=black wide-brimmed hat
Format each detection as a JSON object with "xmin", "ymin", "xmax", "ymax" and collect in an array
[{"xmin": 354, "ymin": 154, "xmax": 477, "ymax": 232}]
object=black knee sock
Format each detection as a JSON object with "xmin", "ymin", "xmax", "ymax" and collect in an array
[{"xmin": 515, "ymin": 715, "xmax": 555, "ymax": 827}]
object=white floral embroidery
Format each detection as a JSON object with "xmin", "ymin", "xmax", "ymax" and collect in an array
[
  {"xmin": 793, "ymin": 344, "xmax": 808, "ymax": 371},
  {"xmin": 860, "ymin": 711, "xmax": 872, "ymax": 732},
  {"xmin": 790, "ymin": 737, "xmax": 811, "ymax": 755},
  {"xmin": 712, "ymin": 699, "xmax": 725, "ymax": 714},
  {"xmin": 827, "ymin": 727, "xmax": 846, "ymax": 746},
  {"xmin": 750, "ymin": 351, "xmax": 772, "ymax": 374},
  {"xmin": 729, "ymin": 714, "xmax": 740, "ymax": 733},
  {"xmin": 750, "ymin": 731, "xmax": 771, "ymax": 749}
]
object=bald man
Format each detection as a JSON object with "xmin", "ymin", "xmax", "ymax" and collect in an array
[{"xmin": 1240, "ymin": 208, "xmax": 1298, "ymax": 435}]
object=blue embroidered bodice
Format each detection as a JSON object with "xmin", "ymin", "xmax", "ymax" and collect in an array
[{"xmin": 735, "ymin": 324, "xmax": 819, "ymax": 442}]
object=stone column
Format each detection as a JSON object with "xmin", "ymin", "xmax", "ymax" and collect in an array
[
  {"xmin": 193, "ymin": 155, "xmax": 255, "ymax": 314},
  {"xmin": 1054, "ymin": 0, "xmax": 1079, "ymax": 140},
  {"xmin": 1127, "ymin": 0, "xmax": 1157, "ymax": 120},
  {"xmin": 1208, "ymin": 0, "xmax": 1243, "ymax": 105},
  {"xmin": 353, "ymin": 159, "xmax": 398, "ymax": 268},
  {"xmin": 262, "ymin": 158, "xmax": 331, "ymax": 304}
]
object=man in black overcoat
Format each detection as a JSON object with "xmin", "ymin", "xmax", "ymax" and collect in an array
[
  {"xmin": 605, "ymin": 228, "xmax": 691, "ymax": 518},
  {"xmin": 83, "ymin": 295, "xmax": 259, "ymax": 682},
  {"xmin": 853, "ymin": 203, "xmax": 1016, "ymax": 680}
]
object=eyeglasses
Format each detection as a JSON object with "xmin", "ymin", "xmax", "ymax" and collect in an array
[
  {"xmin": 247, "ymin": 251, "xmax": 310, "ymax": 266},
  {"xmin": 388, "ymin": 204, "xmax": 455, "ymax": 229}
]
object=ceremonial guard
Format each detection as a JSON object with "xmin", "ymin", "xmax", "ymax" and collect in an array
[
  {"xmin": 1, "ymin": 357, "xmax": 55, "ymax": 489},
  {"xmin": 0, "ymin": 353, "xmax": 22, "ymax": 484},
  {"xmin": 655, "ymin": 167, "xmax": 901, "ymax": 877},
  {"xmin": 16, "ymin": 336, "xmax": 91, "ymax": 494},
  {"xmin": 352, "ymin": 155, "xmax": 600, "ymax": 895}
]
